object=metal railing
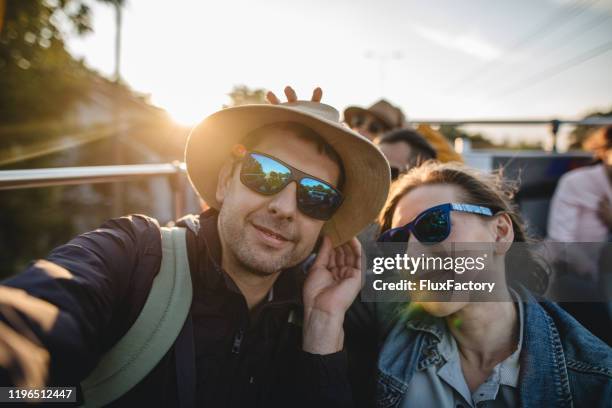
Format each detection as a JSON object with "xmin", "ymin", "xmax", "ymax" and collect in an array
[
  {"xmin": 408, "ymin": 117, "xmax": 612, "ymax": 152},
  {"xmin": 0, "ymin": 161, "xmax": 189, "ymax": 219},
  {"xmin": 408, "ymin": 117, "xmax": 612, "ymax": 126}
]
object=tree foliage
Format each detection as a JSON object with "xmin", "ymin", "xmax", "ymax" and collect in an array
[
  {"xmin": 0, "ymin": 0, "xmax": 108, "ymax": 124},
  {"xmin": 224, "ymin": 85, "xmax": 267, "ymax": 108}
]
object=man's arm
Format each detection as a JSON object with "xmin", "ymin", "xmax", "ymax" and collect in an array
[{"xmin": 0, "ymin": 215, "xmax": 162, "ymax": 386}]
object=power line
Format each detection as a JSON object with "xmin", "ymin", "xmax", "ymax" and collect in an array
[
  {"xmin": 525, "ymin": 11, "xmax": 611, "ymax": 60},
  {"xmin": 486, "ymin": 39, "xmax": 612, "ymax": 98},
  {"xmin": 443, "ymin": 0, "xmax": 600, "ymax": 93}
]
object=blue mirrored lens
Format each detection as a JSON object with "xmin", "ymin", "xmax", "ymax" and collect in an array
[
  {"xmin": 241, "ymin": 153, "xmax": 291, "ymax": 194},
  {"xmin": 297, "ymin": 177, "xmax": 342, "ymax": 220},
  {"xmin": 413, "ymin": 209, "xmax": 450, "ymax": 243}
]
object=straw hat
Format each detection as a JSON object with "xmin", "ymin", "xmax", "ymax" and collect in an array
[
  {"xmin": 343, "ymin": 99, "xmax": 405, "ymax": 130},
  {"xmin": 185, "ymin": 101, "xmax": 391, "ymax": 247}
]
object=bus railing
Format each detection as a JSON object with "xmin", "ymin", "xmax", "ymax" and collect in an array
[{"xmin": 0, "ymin": 161, "xmax": 188, "ymax": 219}]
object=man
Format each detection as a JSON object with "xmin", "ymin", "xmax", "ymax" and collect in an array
[
  {"xmin": 343, "ymin": 99, "xmax": 404, "ymax": 141},
  {"xmin": 376, "ymin": 128, "xmax": 437, "ymax": 180},
  {"xmin": 0, "ymin": 87, "xmax": 390, "ymax": 407},
  {"xmin": 547, "ymin": 125, "xmax": 612, "ymax": 345}
]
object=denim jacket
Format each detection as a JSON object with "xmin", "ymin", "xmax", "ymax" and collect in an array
[{"xmin": 376, "ymin": 287, "xmax": 612, "ymax": 408}]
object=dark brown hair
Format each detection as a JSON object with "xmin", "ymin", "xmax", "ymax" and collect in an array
[
  {"xmin": 378, "ymin": 161, "xmax": 549, "ymax": 294},
  {"xmin": 377, "ymin": 128, "xmax": 437, "ymax": 166}
]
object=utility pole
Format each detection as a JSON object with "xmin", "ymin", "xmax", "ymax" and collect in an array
[
  {"xmin": 364, "ymin": 50, "xmax": 403, "ymax": 96},
  {"xmin": 112, "ymin": 1, "xmax": 124, "ymax": 216},
  {"xmin": 113, "ymin": 2, "xmax": 122, "ymax": 83}
]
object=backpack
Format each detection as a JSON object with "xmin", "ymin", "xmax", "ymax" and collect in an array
[{"xmin": 79, "ymin": 227, "xmax": 193, "ymax": 407}]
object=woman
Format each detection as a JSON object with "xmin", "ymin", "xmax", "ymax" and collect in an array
[{"xmin": 375, "ymin": 162, "xmax": 611, "ymax": 408}]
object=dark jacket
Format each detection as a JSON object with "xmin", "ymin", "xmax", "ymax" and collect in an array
[
  {"xmin": 0, "ymin": 209, "xmax": 353, "ymax": 407},
  {"xmin": 375, "ymin": 287, "xmax": 612, "ymax": 407}
]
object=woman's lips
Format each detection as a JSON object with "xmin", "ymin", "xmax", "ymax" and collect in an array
[{"xmin": 251, "ymin": 223, "xmax": 291, "ymax": 249}]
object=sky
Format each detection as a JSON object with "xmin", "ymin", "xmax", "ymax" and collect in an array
[{"xmin": 65, "ymin": 0, "xmax": 612, "ymax": 146}]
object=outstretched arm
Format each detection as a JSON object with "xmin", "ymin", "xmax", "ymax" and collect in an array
[{"xmin": 0, "ymin": 215, "xmax": 162, "ymax": 386}]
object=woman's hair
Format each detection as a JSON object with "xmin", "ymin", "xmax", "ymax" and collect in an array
[{"xmin": 378, "ymin": 161, "xmax": 549, "ymax": 294}]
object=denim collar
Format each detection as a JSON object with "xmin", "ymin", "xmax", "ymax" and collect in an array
[
  {"xmin": 403, "ymin": 308, "xmax": 446, "ymax": 371},
  {"xmin": 517, "ymin": 287, "xmax": 573, "ymax": 407}
]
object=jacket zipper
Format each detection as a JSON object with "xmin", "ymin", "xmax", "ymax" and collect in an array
[{"xmin": 232, "ymin": 328, "xmax": 244, "ymax": 354}]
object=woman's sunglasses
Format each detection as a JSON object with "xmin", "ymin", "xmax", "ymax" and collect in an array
[
  {"xmin": 238, "ymin": 151, "xmax": 344, "ymax": 221},
  {"xmin": 378, "ymin": 203, "xmax": 494, "ymax": 245},
  {"xmin": 349, "ymin": 114, "xmax": 388, "ymax": 134}
]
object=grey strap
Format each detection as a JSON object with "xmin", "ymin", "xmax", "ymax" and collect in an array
[{"xmin": 80, "ymin": 227, "xmax": 193, "ymax": 407}]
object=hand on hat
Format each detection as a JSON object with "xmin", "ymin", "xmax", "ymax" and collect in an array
[
  {"xmin": 266, "ymin": 86, "xmax": 323, "ymax": 105},
  {"xmin": 302, "ymin": 236, "xmax": 362, "ymax": 354}
]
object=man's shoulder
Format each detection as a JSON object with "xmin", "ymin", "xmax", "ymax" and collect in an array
[{"xmin": 558, "ymin": 164, "xmax": 603, "ymax": 187}]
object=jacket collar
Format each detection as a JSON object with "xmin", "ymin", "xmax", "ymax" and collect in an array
[{"xmin": 517, "ymin": 287, "xmax": 573, "ymax": 407}]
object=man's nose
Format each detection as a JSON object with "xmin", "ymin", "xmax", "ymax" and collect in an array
[{"xmin": 267, "ymin": 181, "xmax": 298, "ymax": 221}]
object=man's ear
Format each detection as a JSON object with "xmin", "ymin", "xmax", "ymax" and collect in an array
[
  {"xmin": 215, "ymin": 161, "xmax": 235, "ymax": 205},
  {"xmin": 492, "ymin": 212, "xmax": 514, "ymax": 255}
]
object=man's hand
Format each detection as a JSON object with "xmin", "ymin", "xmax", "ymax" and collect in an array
[
  {"xmin": 302, "ymin": 236, "xmax": 362, "ymax": 354},
  {"xmin": 0, "ymin": 287, "xmax": 50, "ymax": 388},
  {"xmin": 266, "ymin": 86, "xmax": 323, "ymax": 104}
]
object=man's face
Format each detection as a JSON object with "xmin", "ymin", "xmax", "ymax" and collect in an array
[
  {"xmin": 216, "ymin": 130, "xmax": 341, "ymax": 276},
  {"xmin": 349, "ymin": 112, "xmax": 389, "ymax": 141},
  {"xmin": 378, "ymin": 141, "xmax": 412, "ymax": 176}
]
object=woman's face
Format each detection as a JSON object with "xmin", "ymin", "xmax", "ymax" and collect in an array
[{"xmin": 391, "ymin": 183, "xmax": 502, "ymax": 317}]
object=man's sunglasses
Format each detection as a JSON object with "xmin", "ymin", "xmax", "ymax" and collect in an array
[
  {"xmin": 349, "ymin": 114, "xmax": 388, "ymax": 134},
  {"xmin": 238, "ymin": 151, "xmax": 343, "ymax": 221},
  {"xmin": 378, "ymin": 203, "xmax": 494, "ymax": 245}
]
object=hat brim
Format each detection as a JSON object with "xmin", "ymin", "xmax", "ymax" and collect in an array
[
  {"xmin": 185, "ymin": 104, "xmax": 390, "ymax": 247},
  {"xmin": 343, "ymin": 106, "xmax": 395, "ymax": 130}
]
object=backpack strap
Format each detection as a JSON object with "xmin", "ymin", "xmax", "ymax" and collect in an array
[
  {"xmin": 175, "ymin": 311, "xmax": 196, "ymax": 408},
  {"xmin": 80, "ymin": 227, "xmax": 193, "ymax": 407}
]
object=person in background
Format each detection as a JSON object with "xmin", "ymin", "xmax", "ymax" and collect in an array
[
  {"xmin": 343, "ymin": 99, "xmax": 404, "ymax": 141},
  {"xmin": 344, "ymin": 99, "xmax": 463, "ymax": 163},
  {"xmin": 374, "ymin": 161, "xmax": 611, "ymax": 407},
  {"xmin": 375, "ymin": 128, "xmax": 437, "ymax": 181},
  {"xmin": 548, "ymin": 125, "xmax": 612, "ymax": 243},
  {"xmin": 546, "ymin": 125, "xmax": 612, "ymax": 345},
  {"xmin": 357, "ymin": 127, "xmax": 437, "ymax": 256},
  {"xmin": 415, "ymin": 123, "xmax": 464, "ymax": 163}
]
